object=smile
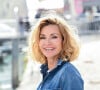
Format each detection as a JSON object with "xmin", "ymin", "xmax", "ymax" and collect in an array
[{"xmin": 44, "ymin": 48, "xmax": 55, "ymax": 51}]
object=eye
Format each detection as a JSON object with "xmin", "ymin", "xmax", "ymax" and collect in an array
[
  {"xmin": 52, "ymin": 36, "xmax": 58, "ymax": 39},
  {"xmin": 40, "ymin": 36, "xmax": 46, "ymax": 39}
]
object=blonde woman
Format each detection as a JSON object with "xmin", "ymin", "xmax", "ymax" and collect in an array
[{"xmin": 28, "ymin": 12, "xmax": 84, "ymax": 90}]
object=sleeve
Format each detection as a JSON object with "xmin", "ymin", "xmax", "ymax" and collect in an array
[{"xmin": 60, "ymin": 65, "xmax": 84, "ymax": 90}]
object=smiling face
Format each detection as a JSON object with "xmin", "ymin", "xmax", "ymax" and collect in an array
[{"xmin": 39, "ymin": 25, "xmax": 63, "ymax": 60}]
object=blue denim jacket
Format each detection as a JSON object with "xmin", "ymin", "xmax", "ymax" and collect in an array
[{"xmin": 37, "ymin": 59, "xmax": 84, "ymax": 90}]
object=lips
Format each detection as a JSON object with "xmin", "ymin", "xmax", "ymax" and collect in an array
[{"xmin": 44, "ymin": 47, "xmax": 55, "ymax": 51}]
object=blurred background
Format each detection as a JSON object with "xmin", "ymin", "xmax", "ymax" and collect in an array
[{"xmin": 0, "ymin": 0, "xmax": 100, "ymax": 90}]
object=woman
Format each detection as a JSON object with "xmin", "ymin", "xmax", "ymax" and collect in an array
[{"xmin": 28, "ymin": 12, "xmax": 84, "ymax": 90}]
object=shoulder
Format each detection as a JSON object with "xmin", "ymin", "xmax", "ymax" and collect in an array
[
  {"xmin": 63, "ymin": 61, "xmax": 81, "ymax": 77},
  {"xmin": 60, "ymin": 62, "xmax": 84, "ymax": 89},
  {"xmin": 60, "ymin": 61, "xmax": 84, "ymax": 84}
]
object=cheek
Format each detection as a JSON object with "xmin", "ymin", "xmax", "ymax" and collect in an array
[
  {"xmin": 60, "ymin": 43, "xmax": 63, "ymax": 50},
  {"xmin": 39, "ymin": 41, "xmax": 42, "ymax": 50},
  {"xmin": 56, "ymin": 40, "xmax": 63, "ymax": 49},
  {"xmin": 39, "ymin": 41, "xmax": 44, "ymax": 52}
]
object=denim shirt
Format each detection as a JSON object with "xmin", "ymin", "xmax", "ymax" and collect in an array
[{"xmin": 37, "ymin": 59, "xmax": 84, "ymax": 90}]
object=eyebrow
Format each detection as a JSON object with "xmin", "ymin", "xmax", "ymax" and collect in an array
[{"xmin": 40, "ymin": 33, "xmax": 60, "ymax": 36}]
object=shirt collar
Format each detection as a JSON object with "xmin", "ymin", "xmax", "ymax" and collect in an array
[{"xmin": 40, "ymin": 58, "xmax": 65, "ymax": 74}]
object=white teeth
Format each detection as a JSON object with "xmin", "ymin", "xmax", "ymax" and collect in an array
[{"xmin": 45, "ymin": 48, "xmax": 53, "ymax": 51}]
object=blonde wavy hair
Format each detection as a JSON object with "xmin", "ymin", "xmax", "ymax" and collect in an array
[{"xmin": 28, "ymin": 12, "xmax": 80, "ymax": 64}]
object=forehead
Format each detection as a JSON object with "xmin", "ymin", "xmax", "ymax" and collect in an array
[{"xmin": 40, "ymin": 25, "xmax": 60, "ymax": 34}]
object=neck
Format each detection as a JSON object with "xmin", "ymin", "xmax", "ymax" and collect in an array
[{"xmin": 47, "ymin": 58, "xmax": 58, "ymax": 70}]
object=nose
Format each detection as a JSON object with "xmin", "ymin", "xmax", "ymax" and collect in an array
[{"xmin": 46, "ymin": 38, "xmax": 51, "ymax": 44}]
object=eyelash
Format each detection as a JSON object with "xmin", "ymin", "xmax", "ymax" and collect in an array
[
  {"xmin": 40, "ymin": 37, "xmax": 46, "ymax": 39},
  {"xmin": 52, "ymin": 36, "xmax": 57, "ymax": 38},
  {"xmin": 40, "ymin": 36, "xmax": 58, "ymax": 39}
]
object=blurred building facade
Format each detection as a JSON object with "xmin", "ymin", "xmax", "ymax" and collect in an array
[
  {"xmin": 0, "ymin": 0, "xmax": 100, "ymax": 20},
  {"xmin": 65, "ymin": 0, "xmax": 100, "ymax": 18},
  {"xmin": 0, "ymin": 0, "xmax": 28, "ymax": 19},
  {"xmin": 83, "ymin": 0, "xmax": 100, "ymax": 11}
]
